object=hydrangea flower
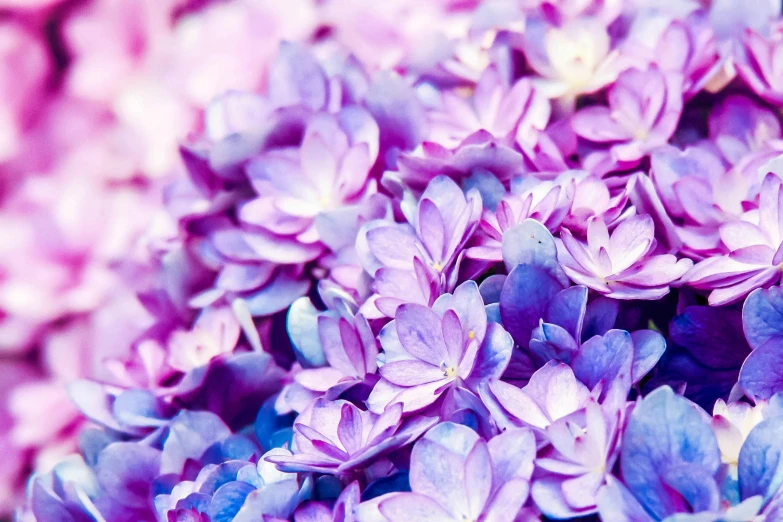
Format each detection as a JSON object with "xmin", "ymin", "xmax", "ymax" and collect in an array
[
  {"xmin": 367, "ymin": 280, "xmax": 512, "ymax": 414},
  {"xmin": 531, "ymin": 397, "xmax": 625, "ymax": 518},
  {"xmin": 365, "ymin": 422, "xmax": 535, "ymax": 522},
  {"xmin": 558, "ymin": 215, "xmax": 693, "ymax": 299},
  {"xmin": 360, "ymin": 176, "xmax": 481, "ymax": 317},
  {"xmin": 572, "ymin": 65, "xmax": 683, "ymax": 174},
  {"xmin": 13, "ymin": 2, "xmax": 783, "ymax": 521},
  {"xmin": 267, "ymin": 399, "xmax": 435, "ymax": 474},
  {"xmin": 481, "ymin": 362, "xmax": 592, "ymax": 433},
  {"xmin": 426, "ymin": 65, "xmax": 550, "ymax": 149},
  {"xmin": 685, "ymin": 174, "xmax": 783, "ymax": 305},
  {"xmin": 522, "ymin": 17, "xmax": 623, "ymax": 103},
  {"xmin": 737, "ymin": 22, "xmax": 783, "ymax": 106}
]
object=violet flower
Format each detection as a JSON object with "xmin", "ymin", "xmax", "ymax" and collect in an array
[
  {"xmin": 685, "ymin": 173, "xmax": 783, "ymax": 305},
  {"xmin": 393, "ymin": 134, "xmax": 530, "ymax": 195},
  {"xmin": 427, "ymin": 64, "xmax": 550, "ymax": 149},
  {"xmin": 367, "ymin": 280, "xmax": 512, "ymax": 414},
  {"xmin": 572, "ymin": 65, "xmax": 683, "ymax": 174},
  {"xmin": 467, "ymin": 176, "xmax": 575, "ymax": 263},
  {"xmin": 708, "ymin": 94, "xmax": 782, "ymax": 165},
  {"xmin": 560, "ymin": 173, "xmax": 629, "ymax": 236},
  {"xmin": 737, "ymin": 22, "xmax": 783, "ymax": 106},
  {"xmin": 521, "ymin": 17, "xmax": 623, "ymax": 103},
  {"xmin": 284, "ymin": 292, "xmax": 379, "ymax": 408},
  {"xmin": 531, "ymin": 396, "xmax": 625, "ymax": 519},
  {"xmin": 360, "ymin": 175, "xmax": 481, "ymax": 317},
  {"xmin": 623, "ymin": 12, "xmax": 719, "ymax": 99},
  {"xmin": 558, "ymin": 215, "xmax": 692, "ymax": 300},
  {"xmin": 481, "ymin": 362, "xmax": 592, "ymax": 433},
  {"xmin": 267, "ymin": 399, "xmax": 435, "ymax": 475},
  {"xmin": 369, "ymin": 422, "xmax": 536, "ymax": 522}
]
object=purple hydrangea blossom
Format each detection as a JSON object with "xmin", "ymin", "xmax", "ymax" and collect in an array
[
  {"xmin": 427, "ymin": 65, "xmax": 550, "ymax": 149},
  {"xmin": 737, "ymin": 23, "xmax": 783, "ymax": 106},
  {"xmin": 521, "ymin": 17, "xmax": 624, "ymax": 103},
  {"xmin": 360, "ymin": 176, "xmax": 482, "ymax": 317},
  {"xmin": 531, "ymin": 396, "xmax": 625, "ymax": 518},
  {"xmin": 481, "ymin": 362, "xmax": 592, "ymax": 433},
  {"xmin": 557, "ymin": 215, "xmax": 693, "ymax": 299},
  {"xmin": 367, "ymin": 280, "xmax": 512, "ymax": 414},
  {"xmin": 685, "ymin": 174, "xmax": 783, "ymax": 305},
  {"xmin": 14, "ymin": 2, "xmax": 783, "ymax": 521},
  {"xmin": 367, "ymin": 422, "xmax": 536, "ymax": 522},
  {"xmin": 267, "ymin": 399, "xmax": 435, "ymax": 474},
  {"xmin": 572, "ymin": 65, "xmax": 683, "ymax": 175}
]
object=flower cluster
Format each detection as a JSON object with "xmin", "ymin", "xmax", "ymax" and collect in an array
[{"xmin": 7, "ymin": 1, "xmax": 783, "ymax": 521}]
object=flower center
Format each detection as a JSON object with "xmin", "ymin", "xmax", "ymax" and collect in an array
[
  {"xmin": 443, "ymin": 365, "xmax": 458, "ymax": 378},
  {"xmin": 431, "ymin": 261, "xmax": 444, "ymax": 272},
  {"xmin": 467, "ymin": 330, "xmax": 475, "ymax": 340}
]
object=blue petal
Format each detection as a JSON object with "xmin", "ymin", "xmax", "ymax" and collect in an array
[
  {"xmin": 268, "ymin": 42, "xmax": 328, "ymax": 111},
  {"xmin": 469, "ymin": 322, "xmax": 514, "ymax": 381},
  {"xmin": 743, "ymin": 286, "xmax": 783, "ymax": 350},
  {"xmin": 631, "ymin": 330, "xmax": 667, "ymax": 384},
  {"xmin": 501, "ymin": 220, "xmax": 567, "ymax": 285},
  {"xmin": 529, "ymin": 322, "xmax": 579, "ymax": 365},
  {"xmin": 544, "ymin": 285, "xmax": 587, "ymax": 341},
  {"xmin": 572, "ymin": 329, "xmax": 633, "ymax": 391},
  {"xmin": 670, "ymin": 306, "xmax": 750, "ymax": 370},
  {"xmin": 207, "ymin": 481, "xmax": 256, "ymax": 522},
  {"xmin": 620, "ymin": 386, "xmax": 720, "ymax": 520},
  {"xmin": 581, "ymin": 296, "xmax": 618, "ymax": 341},
  {"xmin": 479, "ymin": 274, "xmax": 506, "ymax": 305},
  {"xmin": 500, "ymin": 264, "xmax": 566, "ymax": 348},
  {"xmin": 96, "ymin": 442, "xmax": 161, "ymax": 509},
  {"xmin": 287, "ymin": 297, "xmax": 327, "ymax": 368},
  {"xmin": 739, "ymin": 418, "xmax": 783, "ymax": 503},
  {"xmin": 463, "ymin": 168, "xmax": 506, "ymax": 210}
]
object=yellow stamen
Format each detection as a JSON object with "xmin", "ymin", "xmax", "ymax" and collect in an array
[{"xmin": 444, "ymin": 365, "xmax": 458, "ymax": 378}]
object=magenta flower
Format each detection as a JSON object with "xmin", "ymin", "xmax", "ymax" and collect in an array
[
  {"xmin": 0, "ymin": 21, "xmax": 50, "ymax": 164},
  {"xmin": 286, "ymin": 294, "xmax": 379, "ymax": 403},
  {"xmin": 685, "ymin": 174, "xmax": 783, "ymax": 305},
  {"xmin": 393, "ymin": 134, "xmax": 531, "ymax": 194},
  {"xmin": 572, "ymin": 65, "xmax": 683, "ymax": 174},
  {"xmin": 266, "ymin": 399, "xmax": 435, "ymax": 474},
  {"xmin": 557, "ymin": 215, "xmax": 693, "ymax": 300},
  {"xmin": 370, "ymin": 422, "xmax": 536, "ymax": 522},
  {"xmin": 368, "ymin": 281, "xmax": 512, "ymax": 414},
  {"xmin": 708, "ymin": 94, "xmax": 781, "ymax": 165}
]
